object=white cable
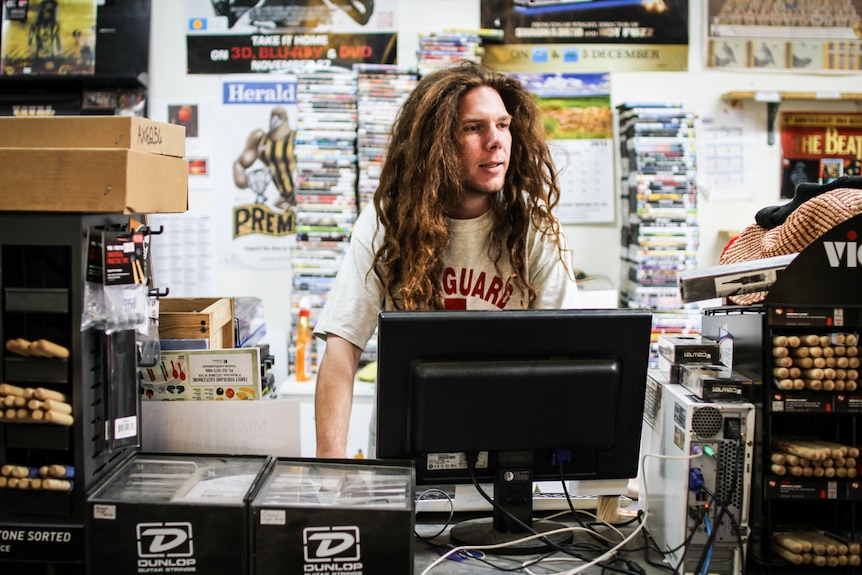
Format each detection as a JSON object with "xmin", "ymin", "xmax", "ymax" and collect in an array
[{"xmin": 422, "ymin": 451, "xmax": 705, "ymax": 575}]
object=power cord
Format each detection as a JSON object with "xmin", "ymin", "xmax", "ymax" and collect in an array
[{"xmin": 414, "ymin": 487, "xmax": 455, "ymax": 540}]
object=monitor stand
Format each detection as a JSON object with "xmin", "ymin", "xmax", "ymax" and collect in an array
[{"xmin": 449, "ymin": 451, "xmax": 572, "ymax": 554}]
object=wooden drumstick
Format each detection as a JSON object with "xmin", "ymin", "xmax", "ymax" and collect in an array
[
  {"xmin": 0, "ymin": 383, "xmax": 26, "ymax": 397},
  {"xmin": 29, "ymin": 339, "xmax": 70, "ymax": 359},
  {"xmin": 802, "ymin": 334, "xmax": 821, "ymax": 346},
  {"xmin": 771, "ymin": 543, "xmax": 803, "ymax": 565},
  {"xmin": 42, "ymin": 399, "xmax": 72, "ymax": 415},
  {"xmin": 773, "ymin": 532, "xmax": 810, "ymax": 553},
  {"xmin": 48, "ymin": 465, "xmax": 74, "ymax": 478},
  {"xmin": 4, "ymin": 338, "xmax": 33, "ymax": 357},
  {"xmin": 776, "ymin": 379, "xmax": 793, "ymax": 390},
  {"xmin": 44, "ymin": 411, "xmax": 74, "ymax": 426},
  {"xmin": 33, "ymin": 387, "xmax": 66, "ymax": 402},
  {"xmin": 41, "ymin": 478, "xmax": 72, "ymax": 491}
]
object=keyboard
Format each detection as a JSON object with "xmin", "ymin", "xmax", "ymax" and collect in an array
[{"xmin": 415, "ymin": 483, "xmax": 633, "ymax": 513}]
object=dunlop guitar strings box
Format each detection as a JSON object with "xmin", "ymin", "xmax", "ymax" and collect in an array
[
  {"xmin": 87, "ymin": 453, "xmax": 272, "ymax": 575},
  {"xmin": 249, "ymin": 458, "xmax": 414, "ymax": 575}
]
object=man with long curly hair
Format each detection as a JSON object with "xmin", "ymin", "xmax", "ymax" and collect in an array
[{"xmin": 313, "ymin": 60, "xmax": 581, "ymax": 458}]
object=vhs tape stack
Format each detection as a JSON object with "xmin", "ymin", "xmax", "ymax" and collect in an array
[
  {"xmin": 416, "ymin": 31, "xmax": 485, "ymax": 77},
  {"xmin": 290, "ymin": 70, "xmax": 359, "ymax": 378},
  {"xmin": 617, "ymin": 103, "xmax": 702, "ymax": 366},
  {"xmin": 353, "ymin": 65, "xmax": 417, "ymax": 366},
  {"xmin": 355, "ymin": 64, "xmax": 417, "ymax": 211}
]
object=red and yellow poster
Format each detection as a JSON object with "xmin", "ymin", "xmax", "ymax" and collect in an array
[
  {"xmin": 779, "ymin": 112, "xmax": 862, "ymax": 198},
  {"xmin": 1, "ymin": 0, "xmax": 96, "ymax": 76}
]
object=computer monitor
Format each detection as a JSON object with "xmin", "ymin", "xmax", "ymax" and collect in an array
[{"xmin": 375, "ymin": 308, "xmax": 652, "ymax": 552}]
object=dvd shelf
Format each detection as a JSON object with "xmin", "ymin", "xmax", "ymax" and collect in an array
[
  {"xmin": 617, "ymin": 102, "xmax": 702, "ymax": 365},
  {"xmin": 416, "ymin": 31, "xmax": 484, "ymax": 77},
  {"xmin": 288, "ymin": 66, "xmax": 418, "ymax": 374},
  {"xmin": 356, "ymin": 64, "xmax": 418, "ymax": 211},
  {"xmin": 290, "ymin": 70, "xmax": 359, "ymax": 376}
]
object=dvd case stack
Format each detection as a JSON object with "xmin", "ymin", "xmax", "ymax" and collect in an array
[
  {"xmin": 416, "ymin": 31, "xmax": 484, "ymax": 76},
  {"xmin": 617, "ymin": 103, "xmax": 701, "ymax": 366},
  {"xmin": 290, "ymin": 71, "xmax": 359, "ymax": 376},
  {"xmin": 355, "ymin": 64, "xmax": 418, "ymax": 211}
]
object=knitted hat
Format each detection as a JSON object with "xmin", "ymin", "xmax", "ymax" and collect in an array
[{"xmin": 718, "ymin": 183, "xmax": 862, "ymax": 305}]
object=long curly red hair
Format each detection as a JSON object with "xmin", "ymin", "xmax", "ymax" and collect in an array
[{"xmin": 372, "ymin": 60, "xmax": 569, "ymax": 310}]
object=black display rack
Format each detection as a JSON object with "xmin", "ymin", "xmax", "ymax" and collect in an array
[
  {"xmin": 703, "ymin": 213, "xmax": 862, "ymax": 574},
  {"xmin": 0, "ymin": 213, "xmax": 139, "ymax": 573}
]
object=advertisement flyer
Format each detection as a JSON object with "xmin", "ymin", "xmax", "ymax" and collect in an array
[
  {"xmin": 706, "ymin": 0, "xmax": 862, "ymax": 72},
  {"xmin": 1, "ymin": 0, "xmax": 96, "ymax": 76},
  {"xmin": 479, "ymin": 0, "xmax": 689, "ymax": 72},
  {"xmin": 186, "ymin": 0, "xmax": 397, "ymax": 74},
  {"xmin": 779, "ymin": 112, "xmax": 862, "ymax": 198}
]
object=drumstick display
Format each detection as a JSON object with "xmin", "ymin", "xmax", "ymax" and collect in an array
[
  {"xmin": 0, "ymin": 384, "xmax": 73, "ymax": 427},
  {"xmin": 772, "ymin": 332, "xmax": 861, "ymax": 390}
]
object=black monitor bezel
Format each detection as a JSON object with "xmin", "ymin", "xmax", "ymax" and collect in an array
[{"xmin": 375, "ymin": 308, "xmax": 653, "ymax": 487}]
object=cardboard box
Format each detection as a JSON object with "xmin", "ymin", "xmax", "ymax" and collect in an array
[
  {"xmin": 159, "ymin": 297, "xmax": 236, "ymax": 349},
  {"xmin": 140, "ymin": 348, "xmax": 261, "ymax": 401},
  {"xmin": 0, "ymin": 116, "xmax": 186, "ymax": 157},
  {"xmin": 249, "ymin": 458, "xmax": 414, "ymax": 575},
  {"xmin": 87, "ymin": 453, "xmax": 272, "ymax": 575},
  {"xmin": 0, "ymin": 148, "xmax": 188, "ymax": 214}
]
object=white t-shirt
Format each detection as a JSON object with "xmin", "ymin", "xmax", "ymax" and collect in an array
[
  {"xmin": 313, "ymin": 203, "xmax": 581, "ymax": 457},
  {"xmin": 314, "ymin": 203, "xmax": 581, "ymax": 347}
]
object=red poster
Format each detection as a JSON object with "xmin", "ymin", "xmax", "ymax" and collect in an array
[{"xmin": 779, "ymin": 112, "xmax": 862, "ymax": 198}]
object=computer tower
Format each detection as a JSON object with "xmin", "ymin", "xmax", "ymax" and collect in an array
[{"xmin": 642, "ymin": 373, "xmax": 755, "ymax": 575}]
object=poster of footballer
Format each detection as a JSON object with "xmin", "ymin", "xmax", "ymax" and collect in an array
[{"xmin": 1, "ymin": 0, "xmax": 96, "ymax": 76}]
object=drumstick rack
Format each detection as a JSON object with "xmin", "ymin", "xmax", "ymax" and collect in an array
[{"xmin": 0, "ymin": 213, "xmax": 141, "ymax": 573}]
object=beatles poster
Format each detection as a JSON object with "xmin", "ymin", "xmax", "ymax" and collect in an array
[
  {"xmin": 1, "ymin": 0, "xmax": 96, "ymax": 76},
  {"xmin": 779, "ymin": 112, "xmax": 862, "ymax": 199},
  {"xmin": 479, "ymin": 0, "xmax": 689, "ymax": 72},
  {"xmin": 186, "ymin": 0, "xmax": 397, "ymax": 74}
]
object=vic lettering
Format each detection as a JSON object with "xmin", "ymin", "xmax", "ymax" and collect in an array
[{"xmin": 824, "ymin": 241, "xmax": 861, "ymax": 268}]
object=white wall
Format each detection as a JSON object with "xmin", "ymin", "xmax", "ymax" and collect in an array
[{"xmin": 149, "ymin": 0, "xmax": 862, "ymax": 344}]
